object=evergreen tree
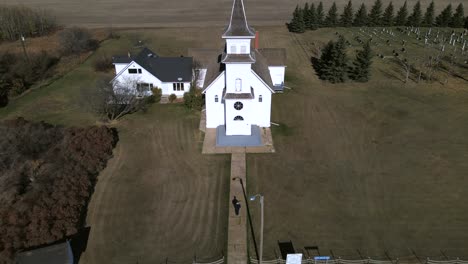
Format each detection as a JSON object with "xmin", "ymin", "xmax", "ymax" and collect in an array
[
  {"xmin": 423, "ymin": 1, "xmax": 435, "ymax": 26},
  {"xmin": 436, "ymin": 4, "xmax": 452, "ymax": 27},
  {"xmin": 408, "ymin": 1, "xmax": 422, "ymax": 26},
  {"xmin": 382, "ymin": 2, "xmax": 394, "ymax": 26},
  {"xmin": 288, "ymin": 5, "xmax": 306, "ymax": 33},
  {"xmin": 395, "ymin": 1, "xmax": 408, "ymax": 26},
  {"xmin": 316, "ymin": 2, "xmax": 325, "ymax": 27},
  {"xmin": 353, "ymin": 3, "xmax": 368, "ymax": 26},
  {"xmin": 368, "ymin": 0, "xmax": 383, "ymax": 26},
  {"xmin": 325, "ymin": 2, "xmax": 339, "ymax": 27},
  {"xmin": 303, "ymin": 3, "xmax": 311, "ymax": 29},
  {"xmin": 317, "ymin": 35, "xmax": 348, "ymax": 83},
  {"xmin": 465, "ymin": 16, "xmax": 468, "ymax": 29},
  {"xmin": 349, "ymin": 41, "xmax": 373, "ymax": 82},
  {"xmin": 340, "ymin": 0, "xmax": 354, "ymax": 27},
  {"xmin": 450, "ymin": 4, "xmax": 465, "ymax": 28},
  {"xmin": 308, "ymin": 3, "xmax": 318, "ymax": 30}
]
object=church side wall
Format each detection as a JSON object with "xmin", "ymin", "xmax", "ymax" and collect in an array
[
  {"xmin": 205, "ymin": 73, "xmax": 226, "ymax": 128},
  {"xmin": 249, "ymin": 74, "xmax": 272, "ymax": 128}
]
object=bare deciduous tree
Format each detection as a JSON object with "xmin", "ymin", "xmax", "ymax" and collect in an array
[{"xmin": 81, "ymin": 76, "xmax": 157, "ymax": 121}]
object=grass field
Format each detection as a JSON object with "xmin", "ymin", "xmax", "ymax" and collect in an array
[
  {"xmin": 2, "ymin": 0, "xmax": 458, "ymax": 28},
  {"xmin": 247, "ymin": 27, "xmax": 468, "ymax": 260},
  {"xmin": 1, "ymin": 26, "xmax": 468, "ymax": 262}
]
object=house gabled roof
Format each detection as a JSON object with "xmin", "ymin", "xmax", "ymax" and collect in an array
[
  {"xmin": 222, "ymin": 0, "xmax": 256, "ymax": 38},
  {"xmin": 112, "ymin": 48, "xmax": 192, "ymax": 83}
]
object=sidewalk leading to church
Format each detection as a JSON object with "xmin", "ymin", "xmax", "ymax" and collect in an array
[{"xmin": 228, "ymin": 153, "xmax": 248, "ymax": 264}]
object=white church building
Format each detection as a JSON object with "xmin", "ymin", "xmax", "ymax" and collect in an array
[{"xmin": 192, "ymin": 0, "xmax": 286, "ymax": 137}]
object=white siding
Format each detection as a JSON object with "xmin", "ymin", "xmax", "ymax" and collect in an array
[
  {"xmin": 268, "ymin": 66, "xmax": 286, "ymax": 86},
  {"xmin": 225, "ymin": 64, "xmax": 252, "ymax": 93},
  {"xmin": 162, "ymin": 82, "xmax": 191, "ymax": 97},
  {"xmin": 114, "ymin": 63, "xmax": 127, "ymax": 75},
  {"xmin": 226, "ymin": 39, "xmax": 251, "ymax": 54},
  {"xmin": 205, "ymin": 73, "xmax": 226, "ymax": 128}
]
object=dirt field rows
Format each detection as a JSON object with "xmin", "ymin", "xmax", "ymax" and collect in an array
[
  {"xmin": 2, "ymin": 0, "xmax": 456, "ymax": 27},
  {"xmin": 247, "ymin": 27, "xmax": 468, "ymax": 259}
]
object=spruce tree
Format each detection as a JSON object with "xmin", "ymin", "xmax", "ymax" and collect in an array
[
  {"xmin": 316, "ymin": 2, "xmax": 325, "ymax": 27},
  {"xmin": 353, "ymin": 3, "xmax": 368, "ymax": 26},
  {"xmin": 465, "ymin": 16, "xmax": 468, "ymax": 29},
  {"xmin": 325, "ymin": 2, "xmax": 339, "ymax": 27},
  {"xmin": 318, "ymin": 35, "xmax": 348, "ymax": 83},
  {"xmin": 395, "ymin": 1, "xmax": 408, "ymax": 26},
  {"xmin": 368, "ymin": 0, "xmax": 383, "ymax": 26},
  {"xmin": 308, "ymin": 3, "xmax": 319, "ymax": 30},
  {"xmin": 408, "ymin": 1, "xmax": 422, "ymax": 26},
  {"xmin": 340, "ymin": 0, "xmax": 354, "ymax": 27},
  {"xmin": 303, "ymin": 3, "xmax": 311, "ymax": 29},
  {"xmin": 450, "ymin": 4, "xmax": 465, "ymax": 28},
  {"xmin": 436, "ymin": 4, "xmax": 452, "ymax": 27},
  {"xmin": 423, "ymin": 1, "xmax": 435, "ymax": 26},
  {"xmin": 382, "ymin": 2, "xmax": 394, "ymax": 26},
  {"xmin": 349, "ymin": 41, "xmax": 373, "ymax": 82},
  {"xmin": 288, "ymin": 5, "xmax": 306, "ymax": 33}
]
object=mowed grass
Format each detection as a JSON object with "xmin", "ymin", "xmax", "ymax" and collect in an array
[
  {"xmin": 247, "ymin": 27, "xmax": 468, "ymax": 259},
  {"xmin": 3, "ymin": 0, "xmax": 457, "ymax": 28},
  {"xmin": 0, "ymin": 29, "xmax": 231, "ymax": 263}
]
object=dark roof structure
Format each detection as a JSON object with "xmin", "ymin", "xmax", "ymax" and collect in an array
[
  {"xmin": 221, "ymin": 52, "xmax": 256, "ymax": 63},
  {"xmin": 251, "ymin": 49, "xmax": 274, "ymax": 88},
  {"xmin": 16, "ymin": 241, "xmax": 74, "ymax": 264},
  {"xmin": 258, "ymin": 48, "xmax": 287, "ymax": 66},
  {"xmin": 113, "ymin": 48, "xmax": 193, "ymax": 83},
  {"xmin": 222, "ymin": 0, "xmax": 256, "ymax": 38}
]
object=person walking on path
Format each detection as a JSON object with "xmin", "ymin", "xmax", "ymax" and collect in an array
[{"xmin": 232, "ymin": 196, "xmax": 241, "ymax": 216}]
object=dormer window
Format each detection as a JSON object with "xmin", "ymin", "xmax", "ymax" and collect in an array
[
  {"xmin": 235, "ymin": 78, "xmax": 242, "ymax": 92},
  {"xmin": 230, "ymin": 45, "xmax": 237, "ymax": 54}
]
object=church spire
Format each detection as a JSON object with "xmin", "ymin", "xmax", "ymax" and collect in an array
[{"xmin": 222, "ymin": 0, "xmax": 256, "ymax": 38}]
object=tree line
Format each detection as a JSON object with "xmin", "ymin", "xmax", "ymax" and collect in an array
[
  {"xmin": 288, "ymin": 0, "xmax": 468, "ymax": 33},
  {"xmin": 0, "ymin": 5, "xmax": 57, "ymax": 41},
  {"xmin": 0, "ymin": 118, "xmax": 118, "ymax": 264}
]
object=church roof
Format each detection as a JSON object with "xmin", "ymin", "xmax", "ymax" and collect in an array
[
  {"xmin": 258, "ymin": 48, "xmax": 287, "ymax": 66},
  {"xmin": 222, "ymin": 0, "xmax": 256, "ymax": 38},
  {"xmin": 221, "ymin": 52, "xmax": 256, "ymax": 63}
]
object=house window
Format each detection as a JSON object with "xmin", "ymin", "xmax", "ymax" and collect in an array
[
  {"xmin": 136, "ymin": 83, "xmax": 153, "ymax": 93},
  {"xmin": 215, "ymin": 95, "xmax": 219, "ymax": 102},
  {"xmin": 235, "ymin": 78, "xmax": 242, "ymax": 92},
  {"xmin": 259, "ymin": 95, "xmax": 262, "ymax": 102},
  {"xmin": 230, "ymin": 45, "xmax": 237, "ymax": 54},
  {"xmin": 234, "ymin": 116, "xmax": 244, "ymax": 121},
  {"xmin": 128, "ymin": 68, "xmax": 142, "ymax": 74},
  {"xmin": 240, "ymin": 45, "xmax": 247, "ymax": 53},
  {"xmin": 173, "ymin": 83, "xmax": 185, "ymax": 91}
]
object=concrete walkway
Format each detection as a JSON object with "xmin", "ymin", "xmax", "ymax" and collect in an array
[{"xmin": 227, "ymin": 153, "xmax": 248, "ymax": 264}]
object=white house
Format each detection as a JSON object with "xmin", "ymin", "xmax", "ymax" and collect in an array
[
  {"xmin": 191, "ymin": 0, "xmax": 286, "ymax": 136},
  {"xmin": 111, "ymin": 48, "xmax": 193, "ymax": 97}
]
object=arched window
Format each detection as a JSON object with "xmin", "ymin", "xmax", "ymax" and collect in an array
[
  {"xmin": 235, "ymin": 78, "xmax": 242, "ymax": 92},
  {"xmin": 215, "ymin": 95, "xmax": 218, "ymax": 102},
  {"xmin": 259, "ymin": 95, "xmax": 263, "ymax": 102},
  {"xmin": 234, "ymin": 116, "xmax": 244, "ymax": 121}
]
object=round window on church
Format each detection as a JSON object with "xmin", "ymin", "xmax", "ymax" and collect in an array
[{"xmin": 234, "ymin": 101, "xmax": 243, "ymax": 110}]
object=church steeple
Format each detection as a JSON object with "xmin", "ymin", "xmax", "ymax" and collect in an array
[{"xmin": 222, "ymin": 0, "xmax": 256, "ymax": 38}]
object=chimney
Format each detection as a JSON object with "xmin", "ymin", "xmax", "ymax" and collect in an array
[{"xmin": 255, "ymin": 31, "xmax": 259, "ymax": 50}]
